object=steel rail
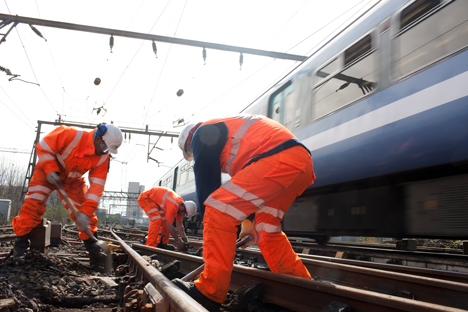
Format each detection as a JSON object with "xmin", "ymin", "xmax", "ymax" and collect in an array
[
  {"xmin": 109, "ymin": 226, "xmax": 207, "ymax": 312},
  {"xmin": 133, "ymin": 244, "xmax": 466, "ymax": 312},
  {"xmin": 231, "ymin": 247, "xmax": 468, "ymax": 284}
]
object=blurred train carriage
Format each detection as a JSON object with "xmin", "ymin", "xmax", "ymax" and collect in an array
[{"xmin": 156, "ymin": 0, "xmax": 468, "ymax": 243}]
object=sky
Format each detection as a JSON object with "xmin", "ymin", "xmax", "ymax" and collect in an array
[{"xmin": 0, "ymin": 0, "xmax": 382, "ymax": 193}]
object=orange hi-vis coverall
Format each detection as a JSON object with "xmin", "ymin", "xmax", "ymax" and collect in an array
[
  {"xmin": 137, "ymin": 187, "xmax": 184, "ymax": 247},
  {"xmin": 191, "ymin": 115, "xmax": 315, "ymax": 303},
  {"xmin": 13, "ymin": 126, "xmax": 109, "ymax": 241}
]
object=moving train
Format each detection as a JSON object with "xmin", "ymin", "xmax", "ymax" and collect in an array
[{"xmin": 156, "ymin": 0, "xmax": 468, "ymax": 243}]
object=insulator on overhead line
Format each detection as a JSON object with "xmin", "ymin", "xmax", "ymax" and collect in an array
[
  {"xmin": 129, "ymin": 133, "xmax": 131, "ymax": 142},
  {"xmin": 239, "ymin": 52, "xmax": 243, "ymax": 70},
  {"xmin": 29, "ymin": 24, "xmax": 47, "ymax": 42},
  {"xmin": 124, "ymin": 133, "xmax": 127, "ymax": 141},
  {"xmin": 94, "ymin": 78, "xmax": 101, "ymax": 85},
  {"xmin": 203, "ymin": 47, "xmax": 206, "ymax": 65},
  {"xmin": 110, "ymin": 35, "xmax": 114, "ymax": 53},
  {"xmin": 152, "ymin": 40, "xmax": 158, "ymax": 58},
  {"xmin": 177, "ymin": 89, "xmax": 184, "ymax": 97}
]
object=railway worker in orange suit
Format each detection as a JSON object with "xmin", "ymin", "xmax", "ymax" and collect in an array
[
  {"xmin": 12, "ymin": 123, "xmax": 123, "ymax": 264},
  {"xmin": 137, "ymin": 187, "xmax": 197, "ymax": 250},
  {"xmin": 173, "ymin": 114, "xmax": 315, "ymax": 310}
]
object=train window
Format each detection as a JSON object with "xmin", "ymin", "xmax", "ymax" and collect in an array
[
  {"xmin": 316, "ymin": 58, "xmax": 340, "ymax": 84},
  {"xmin": 188, "ymin": 161, "xmax": 195, "ymax": 181},
  {"xmin": 269, "ymin": 83, "xmax": 294, "ymax": 130},
  {"xmin": 179, "ymin": 164, "xmax": 188, "ymax": 185},
  {"xmin": 312, "ymin": 33, "xmax": 377, "ymax": 120},
  {"xmin": 394, "ymin": 0, "xmax": 468, "ymax": 77}
]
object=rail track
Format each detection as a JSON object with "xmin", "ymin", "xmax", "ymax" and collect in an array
[{"xmin": 0, "ymin": 225, "xmax": 467, "ymax": 311}]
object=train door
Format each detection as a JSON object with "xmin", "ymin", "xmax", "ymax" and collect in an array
[
  {"xmin": 269, "ymin": 82, "xmax": 294, "ymax": 130},
  {"xmin": 172, "ymin": 167, "xmax": 178, "ymax": 191}
]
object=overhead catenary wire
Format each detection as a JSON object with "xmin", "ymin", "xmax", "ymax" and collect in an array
[
  {"xmin": 0, "ymin": 85, "xmax": 36, "ymax": 129},
  {"xmin": 3, "ymin": 0, "xmax": 59, "ymax": 116},
  {"xmin": 100, "ymin": 0, "xmax": 172, "ymax": 115},
  {"xmin": 124, "ymin": 0, "xmax": 187, "ymax": 164}
]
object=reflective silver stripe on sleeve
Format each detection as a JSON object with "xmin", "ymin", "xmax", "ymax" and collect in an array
[
  {"xmin": 89, "ymin": 177, "xmax": 106, "ymax": 186},
  {"xmin": 204, "ymin": 196, "xmax": 247, "ymax": 221},
  {"xmin": 93, "ymin": 155, "xmax": 108, "ymax": 168},
  {"xmin": 255, "ymin": 222, "xmax": 282, "ymax": 233},
  {"xmin": 147, "ymin": 208, "xmax": 159, "ymax": 215},
  {"xmin": 61, "ymin": 130, "xmax": 83, "ymax": 160},
  {"xmin": 38, "ymin": 154, "xmax": 55, "ymax": 162},
  {"xmin": 28, "ymin": 185, "xmax": 52, "ymax": 194},
  {"xmin": 225, "ymin": 116, "xmax": 262, "ymax": 174},
  {"xmin": 150, "ymin": 215, "xmax": 161, "ymax": 221},
  {"xmin": 86, "ymin": 193, "xmax": 101, "ymax": 203},
  {"xmin": 56, "ymin": 154, "xmax": 66, "ymax": 169},
  {"xmin": 68, "ymin": 172, "xmax": 82, "ymax": 178},
  {"xmin": 256, "ymin": 206, "xmax": 285, "ymax": 219},
  {"xmin": 221, "ymin": 181, "xmax": 264, "ymax": 208},
  {"xmin": 25, "ymin": 193, "xmax": 47, "ymax": 202},
  {"xmin": 39, "ymin": 138, "xmax": 54, "ymax": 154},
  {"xmin": 159, "ymin": 191, "xmax": 170, "ymax": 210}
]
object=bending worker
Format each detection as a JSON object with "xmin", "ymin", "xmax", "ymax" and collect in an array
[
  {"xmin": 137, "ymin": 187, "xmax": 197, "ymax": 250},
  {"xmin": 12, "ymin": 123, "xmax": 123, "ymax": 267},
  {"xmin": 173, "ymin": 114, "xmax": 315, "ymax": 311}
]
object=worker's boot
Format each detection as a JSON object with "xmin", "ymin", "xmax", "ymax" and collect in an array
[
  {"xmin": 172, "ymin": 278, "xmax": 221, "ymax": 311},
  {"xmin": 13, "ymin": 232, "xmax": 33, "ymax": 259},
  {"xmin": 83, "ymin": 233, "xmax": 105, "ymax": 272}
]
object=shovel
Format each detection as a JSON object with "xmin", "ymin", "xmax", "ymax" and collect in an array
[
  {"xmin": 181, "ymin": 219, "xmax": 258, "ymax": 282},
  {"xmin": 52, "ymin": 180, "xmax": 112, "ymax": 273}
]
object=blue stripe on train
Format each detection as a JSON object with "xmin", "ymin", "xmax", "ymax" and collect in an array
[{"xmin": 311, "ymin": 95, "xmax": 468, "ymax": 188}]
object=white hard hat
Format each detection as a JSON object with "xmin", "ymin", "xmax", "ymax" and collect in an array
[
  {"xmin": 102, "ymin": 124, "xmax": 123, "ymax": 154},
  {"xmin": 184, "ymin": 201, "xmax": 197, "ymax": 218},
  {"xmin": 178, "ymin": 123, "xmax": 196, "ymax": 161}
]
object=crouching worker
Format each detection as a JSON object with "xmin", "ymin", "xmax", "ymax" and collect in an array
[
  {"xmin": 12, "ymin": 123, "xmax": 123, "ymax": 269},
  {"xmin": 173, "ymin": 115, "xmax": 315, "ymax": 311},
  {"xmin": 137, "ymin": 187, "xmax": 197, "ymax": 250}
]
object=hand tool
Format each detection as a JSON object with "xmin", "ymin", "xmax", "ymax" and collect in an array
[{"xmin": 51, "ymin": 180, "xmax": 112, "ymax": 273}]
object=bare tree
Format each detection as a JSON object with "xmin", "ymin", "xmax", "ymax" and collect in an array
[
  {"xmin": 0, "ymin": 157, "xmax": 71, "ymax": 223},
  {"xmin": 0, "ymin": 157, "xmax": 26, "ymax": 218}
]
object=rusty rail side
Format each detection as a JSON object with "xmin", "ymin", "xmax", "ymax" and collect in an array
[
  {"xmin": 110, "ymin": 228, "xmax": 208, "ymax": 312},
  {"xmin": 133, "ymin": 244, "xmax": 466, "ymax": 312}
]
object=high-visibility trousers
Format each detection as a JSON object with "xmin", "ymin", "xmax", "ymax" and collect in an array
[
  {"xmin": 12, "ymin": 167, "xmax": 98, "ymax": 241},
  {"xmin": 158, "ymin": 220, "xmax": 170, "ymax": 244},
  {"xmin": 146, "ymin": 218, "xmax": 162, "ymax": 247},
  {"xmin": 194, "ymin": 146, "xmax": 313, "ymax": 303}
]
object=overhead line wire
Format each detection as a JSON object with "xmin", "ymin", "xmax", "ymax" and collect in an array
[
  {"xmin": 4, "ymin": 0, "xmax": 59, "ymax": 116},
  {"xmin": 0, "ymin": 85, "xmax": 36, "ymax": 128},
  {"xmin": 101, "ymin": 0, "xmax": 171, "ymax": 113}
]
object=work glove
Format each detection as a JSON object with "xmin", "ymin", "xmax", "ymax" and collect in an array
[
  {"xmin": 75, "ymin": 213, "xmax": 90, "ymax": 232},
  {"xmin": 239, "ymin": 219, "xmax": 258, "ymax": 249},
  {"xmin": 181, "ymin": 237, "xmax": 188, "ymax": 243},
  {"xmin": 46, "ymin": 172, "xmax": 61, "ymax": 186},
  {"xmin": 175, "ymin": 240, "xmax": 186, "ymax": 251}
]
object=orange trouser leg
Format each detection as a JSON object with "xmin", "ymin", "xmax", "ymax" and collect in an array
[
  {"xmin": 12, "ymin": 168, "xmax": 52, "ymax": 236},
  {"xmin": 194, "ymin": 207, "xmax": 238, "ymax": 303},
  {"xmin": 146, "ymin": 219, "xmax": 162, "ymax": 247},
  {"xmin": 60, "ymin": 178, "xmax": 98, "ymax": 241},
  {"xmin": 159, "ymin": 220, "xmax": 169, "ymax": 244},
  {"xmin": 257, "ymin": 230, "xmax": 311, "ymax": 278},
  {"xmin": 194, "ymin": 147, "xmax": 313, "ymax": 302}
]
